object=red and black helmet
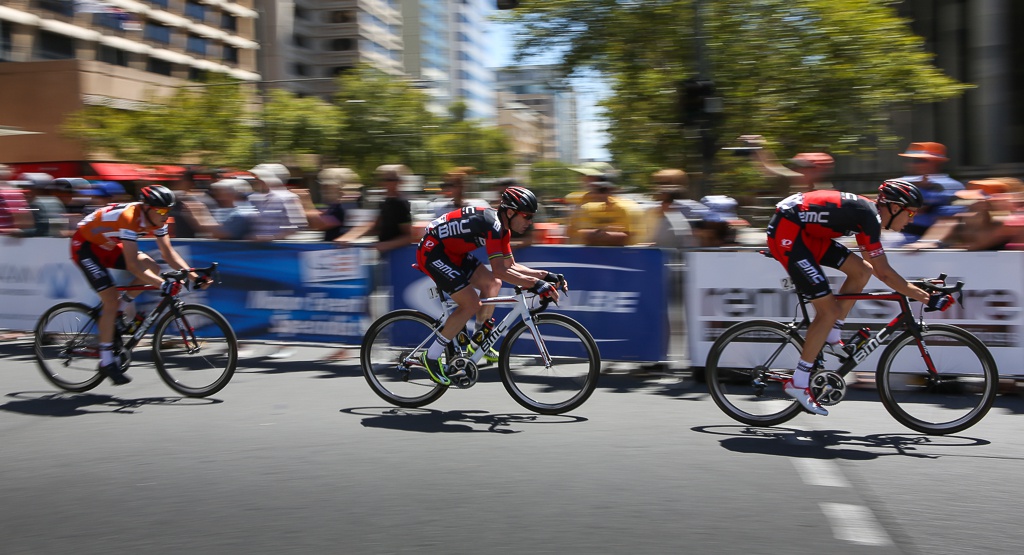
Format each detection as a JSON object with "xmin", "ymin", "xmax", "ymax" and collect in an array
[
  {"xmin": 499, "ymin": 186, "xmax": 539, "ymax": 213},
  {"xmin": 877, "ymin": 179, "xmax": 924, "ymax": 209},
  {"xmin": 138, "ymin": 185, "xmax": 176, "ymax": 208}
]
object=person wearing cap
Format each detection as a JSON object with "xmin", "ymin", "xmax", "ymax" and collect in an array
[
  {"xmin": 334, "ymin": 164, "xmax": 414, "ymax": 252},
  {"xmin": 907, "ymin": 177, "xmax": 1024, "ymax": 251},
  {"xmin": 565, "ymin": 161, "xmax": 619, "ymax": 206},
  {"xmin": 893, "ymin": 141, "xmax": 964, "ymax": 243},
  {"xmin": 0, "ymin": 164, "xmax": 33, "ymax": 235},
  {"xmin": 737, "ymin": 135, "xmax": 835, "ymax": 194},
  {"xmin": 297, "ymin": 167, "xmax": 362, "ymax": 242},
  {"xmin": 641, "ymin": 169, "xmax": 701, "ymax": 249},
  {"xmin": 694, "ymin": 195, "xmax": 750, "ymax": 247},
  {"xmin": 245, "ymin": 164, "xmax": 308, "ymax": 241},
  {"xmin": 567, "ymin": 179, "xmax": 638, "ymax": 246}
]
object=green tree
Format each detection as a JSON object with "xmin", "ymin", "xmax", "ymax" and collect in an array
[
  {"xmin": 263, "ymin": 89, "xmax": 343, "ymax": 170},
  {"xmin": 504, "ymin": 0, "xmax": 970, "ymax": 192}
]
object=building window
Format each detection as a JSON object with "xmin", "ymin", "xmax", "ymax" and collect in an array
[
  {"xmin": 37, "ymin": 31, "xmax": 75, "ymax": 60},
  {"xmin": 1, "ymin": 23, "xmax": 11, "ymax": 61},
  {"xmin": 144, "ymin": 23, "xmax": 172, "ymax": 44},
  {"xmin": 184, "ymin": 1, "xmax": 206, "ymax": 22},
  {"xmin": 38, "ymin": 0, "xmax": 75, "ymax": 17},
  {"xmin": 293, "ymin": 34, "xmax": 309, "ymax": 48},
  {"xmin": 222, "ymin": 45, "xmax": 238, "ymax": 64},
  {"xmin": 147, "ymin": 57, "xmax": 173, "ymax": 76},
  {"xmin": 292, "ymin": 63, "xmax": 309, "ymax": 77},
  {"xmin": 186, "ymin": 34, "xmax": 207, "ymax": 55},
  {"xmin": 97, "ymin": 45, "xmax": 129, "ymax": 67},
  {"xmin": 221, "ymin": 13, "xmax": 237, "ymax": 31},
  {"xmin": 295, "ymin": 6, "xmax": 310, "ymax": 21},
  {"xmin": 188, "ymin": 67, "xmax": 208, "ymax": 82},
  {"xmin": 93, "ymin": 12, "xmax": 127, "ymax": 31},
  {"xmin": 330, "ymin": 38, "xmax": 354, "ymax": 51},
  {"xmin": 330, "ymin": 11, "xmax": 355, "ymax": 24},
  {"xmin": 146, "ymin": 0, "xmax": 170, "ymax": 8}
]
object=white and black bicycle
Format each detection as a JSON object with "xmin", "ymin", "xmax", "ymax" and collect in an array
[{"xmin": 360, "ymin": 285, "xmax": 601, "ymax": 415}]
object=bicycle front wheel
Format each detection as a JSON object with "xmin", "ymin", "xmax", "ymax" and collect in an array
[
  {"xmin": 705, "ymin": 320, "xmax": 804, "ymax": 427},
  {"xmin": 876, "ymin": 324, "xmax": 998, "ymax": 435},
  {"xmin": 361, "ymin": 310, "xmax": 448, "ymax": 408},
  {"xmin": 499, "ymin": 313, "xmax": 600, "ymax": 415},
  {"xmin": 152, "ymin": 304, "xmax": 238, "ymax": 398},
  {"xmin": 34, "ymin": 302, "xmax": 105, "ymax": 392}
]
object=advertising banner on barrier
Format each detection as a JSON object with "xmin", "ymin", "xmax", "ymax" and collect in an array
[
  {"xmin": 389, "ymin": 245, "xmax": 668, "ymax": 361},
  {"xmin": 145, "ymin": 240, "xmax": 373, "ymax": 343},
  {"xmin": 686, "ymin": 249, "xmax": 1024, "ymax": 376},
  {"xmin": 0, "ymin": 238, "xmax": 372, "ymax": 344}
]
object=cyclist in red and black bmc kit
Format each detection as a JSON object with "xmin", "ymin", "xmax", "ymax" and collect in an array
[
  {"xmin": 766, "ymin": 180, "xmax": 954, "ymax": 415},
  {"xmin": 416, "ymin": 186, "xmax": 566, "ymax": 386},
  {"xmin": 71, "ymin": 185, "xmax": 206, "ymax": 385}
]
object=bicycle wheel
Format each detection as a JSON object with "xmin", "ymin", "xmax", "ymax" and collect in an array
[
  {"xmin": 705, "ymin": 320, "xmax": 804, "ymax": 426},
  {"xmin": 361, "ymin": 310, "xmax": 448, "ymax": 408},
  {"xmin": 34, "ymin": 302, "xmax": 106, "ymax": 392},
  {"xmin": 498, "ymin": 313, "xmax": 600, "ymax": 415},
  {"xmin": 152, "ymin": 304, "xmax": 238, "ymax": 398},
  {"xmin": 876, "ymin": 324, "xmax": 997, "ymax": 435}
]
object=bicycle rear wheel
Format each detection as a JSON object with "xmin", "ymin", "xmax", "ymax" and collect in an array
[
  {"xmin": 499, "ymin": 313, "xmax": 600, "ymax": 415},
  {"xmin": 705, "ymin": 320, "xmax": 804, "ymax": 426},
  {"xmin": 876, "ymin": 324, "xmax": 997, "ymax": 435},
  {"xmin": 361, "ymin": 310, "xmax": 448, "ymax": 408},
  {"xmin": 152, "ymin": 304, "xmax": 238, "ymax": 398},
  {"xmin": 34, "ymin": 302, "xmax": 105, "ymax": 392}
]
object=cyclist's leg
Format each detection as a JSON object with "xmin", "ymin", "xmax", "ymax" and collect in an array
[
  {"xmin": 825, "ymin": 243, "xmax": 872, "ymax": 322},
  {"xmin": 467, "ymin": 255, "xmax": 501, "ymax": 323},
  {"xmin": 72, "ymin": 241, "xmax": 129, "ymax": 384}
]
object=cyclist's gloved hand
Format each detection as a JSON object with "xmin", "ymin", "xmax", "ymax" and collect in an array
[
  {"xmin": 194, "ymin": 276, "xmax": 213, "ymax": 290},
  {"xmin": 543, "ymin": 272, "xmax": 567, "ymax": 290},
  {"xmin": 161, "ymin": 280, "xmax": 182, "ymax": 297},
  {"xmin": 530, "ymin": 280, "xmax": 557, "ymax": 300},
  {"xmin": 925, "ymin": 292, "xmax": 955, "ymax": 312}
]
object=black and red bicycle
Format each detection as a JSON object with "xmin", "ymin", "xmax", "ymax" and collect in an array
[
  {"xmin": 33, "ymin": 263, "xmax": 238, "ymax": 397},
  {"xmin": 705, "ymin": 273, "xmax": 998, "ymax": 435}
]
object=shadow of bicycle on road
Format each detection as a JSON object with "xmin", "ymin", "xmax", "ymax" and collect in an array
[
  {"xmin": 341, "ymin": 406, "xmax": 587, "ymax": 434},
  {"xmin": 691, "ymin": 424, "xmax": 994, "ymax": 460},
  {"xmin": 0, "ymin": 391, "xmax": 221, "ymax": 417}
]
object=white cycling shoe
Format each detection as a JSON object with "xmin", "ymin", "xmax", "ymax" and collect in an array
[{"xmin": 784, "ymin": 380, "xmax": 829, "ymax": 416}]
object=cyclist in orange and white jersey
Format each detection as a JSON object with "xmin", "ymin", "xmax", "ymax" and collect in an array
[{"xmin": 70, "ymin": 185, "xmax": 204, "ymax": 385}]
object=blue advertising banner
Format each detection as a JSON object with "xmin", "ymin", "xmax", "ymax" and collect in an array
[
  {"xmin": 389, "ymin": 245, "xmax": 667, "ymax": 361},
  {"xmin": 138, "ymin": 240, "xmax": 372, "ymax": 343}
]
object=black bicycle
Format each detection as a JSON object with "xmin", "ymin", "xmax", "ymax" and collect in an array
[
  {"xmin": 705, "ymin": 273, "xmax": 998, "ymax": 435},
  {"xmin": 33, "ymin": 263, "xmax": 238, "ymax": 397}
]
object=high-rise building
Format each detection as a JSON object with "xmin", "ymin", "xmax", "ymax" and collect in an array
[
  {"xmin": 496, "ymin": 66, "xmax": 579, "ymax": 164},
  {"xmin": 399, "ymin": 0, "xmax": 451, "ymax": 117},
  {"xmin": 0, "ymin": 0, "xmax": 260, "ymax": 168},
  {"xmin": 447, "ymin": 0, "xmax": 494, "ymax": 121}
]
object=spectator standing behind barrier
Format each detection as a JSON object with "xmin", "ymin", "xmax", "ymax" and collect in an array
[
  {"xmin": 892, "ymin": 142, "xmax": 964, "ymax": 244},
  {"xmin": 181, "ymin": 178, "xmax": 258, "ymax": 240},
  {"xmin": 335, "ymin": 164, "xmax": 414, "ymax": 252},
  {"xmin": 0, "ymin": 164, "xmax": 32, "ymax": 235},
  {"xmin": 641, "ymin": 169, "xmax": 701, "ymax": 249},
  {"xmin": 245, "ymin": 164, "xmax": 308, "ymax": 241},
  {"xmin": 906, "ymin": 177, "xmax": 1024, "ymax": 251},
  {"xmin": 738, "ymin": 135, "xmax": 835, "ymax": 194},
  {"xmin": 299, "ymin": 167, "xmax": 362, "ymax": 242},
  {"xmin": 16, "ymin": 177, "xmax": 68, "ymax": 237},
  {"xmin": 166, "ymin": 169, "xmax": 214, "ymax": 238},
  {"xmin": 694, "ymin": 195, "xmax": 749, "ymax": 247},
  {"xmin": 430, "ymin": 168, "xmax": 490, "ymax": 219},
  {"xmin": 568, "ymin": 179, "xmax": 638, "ymax": 246}
]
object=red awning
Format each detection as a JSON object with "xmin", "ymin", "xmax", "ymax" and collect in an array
[
  {"xmin": 85, "ymin": 162, "xmax": 153, "ymax": 181},
  {"xmin": 8, "ymin": 161, "xmax": 85, "ymax": 179}
]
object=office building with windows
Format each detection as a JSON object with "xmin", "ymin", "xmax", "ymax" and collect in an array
[{"xmin": 496, "ymin": 65, "xmax": 579, "ymax": 164}]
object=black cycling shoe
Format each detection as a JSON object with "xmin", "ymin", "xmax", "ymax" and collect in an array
[{"xmin": 99, "ymin": 362, "xmax": 131, "ymax": 385}]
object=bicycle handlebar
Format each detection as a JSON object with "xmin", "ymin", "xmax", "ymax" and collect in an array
[
  {"xmin": 159, "ymin": 262, "xmax": 220, "ymax": 284},
  {"xmin": 908, "ymin": 273, "xmax": 965, "ymax": 306}
]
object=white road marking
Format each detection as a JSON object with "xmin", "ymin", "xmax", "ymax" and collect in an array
[
  {"xmin": 792, "ymin": 458, "xmax": 852, "ymax": 488},
  {"xmin": 820, "ymin": 503, "xmax": 893, "ymax": 546}
]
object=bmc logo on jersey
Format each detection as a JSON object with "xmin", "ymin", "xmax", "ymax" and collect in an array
[
  {"xmin": 781, "ymin": 239, "xmax": 793, "ymax": 247},
  {"xmin": 798, "ymin": 211, "xmax": 829, "ymax": 224},
  {"xmin": 436, "ymin": 219, "xmax": 470, "ymax": 239}
]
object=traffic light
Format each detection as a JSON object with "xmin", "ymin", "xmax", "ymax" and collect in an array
[
  {"xmin": 496, "ymin": 0, "xmax": 520, "ymax": 9},
  {"xmin": 678, "ymin": 78, "xmax": 716, "ymax": 125}
]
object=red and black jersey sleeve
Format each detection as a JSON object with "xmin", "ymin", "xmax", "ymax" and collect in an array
[{"xmin": 777, "ymin": 190, "xmax": 885, "ymax": 257}]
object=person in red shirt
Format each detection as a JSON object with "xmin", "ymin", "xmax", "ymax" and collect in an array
[
  {"xmin": 766, "ymin": 180, "xmax": 955, "ymax": 415},
  {"xmin": 71, "ymin": 185, "xmax": 204, "ymax": 385},
  {"xmin": 415, "ymin": 186, "xmax": 565, "ymax": 386}
]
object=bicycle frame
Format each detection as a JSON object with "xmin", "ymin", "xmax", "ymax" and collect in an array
[
  {"xmin": 776, "ymin": 290, "xmax": 936, "ymax": 380},
  {"xmin": 418, "ymin": 286, "xmax": 552, "ymax": 368}
]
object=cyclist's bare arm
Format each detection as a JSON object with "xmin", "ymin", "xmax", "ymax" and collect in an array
[
  {"xmin": 867, "ymin": 253, "xmax": 929, "ymax": 303},
  {"xmin": 121, "ymin": 240, "xmax": 165, "ymax": 287},
  {"xmin": 490, "ymin": 256, "xmax": 559, "ymax": 299},
  {"xmin": 154, "ymin": 234, "xmax": 202, "ymax": 284}
]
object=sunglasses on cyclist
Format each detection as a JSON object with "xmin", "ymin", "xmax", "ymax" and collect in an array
[
  {"xmin": 150, "ymin": 207, "xmax": 171, "ymax": 216},
  {"xmin": 518, "ymin": 211, "xmax": 535, "ymax": 221}
]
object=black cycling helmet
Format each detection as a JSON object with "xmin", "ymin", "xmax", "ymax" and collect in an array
[
  {"xmin": 138, "ymin": 185, "xmax": 176, "ymax": 208},
  {"xmin": 877, "ymin": 179, "xmax": 924, "ymax": 209},
  {"xmin": 499, "ymin": 186, "xmax": 539, "ymax": 213}
]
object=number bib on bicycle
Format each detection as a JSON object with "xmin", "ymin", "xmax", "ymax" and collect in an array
[
  {"xmin": 766, "ymin": 191, "xmax": 885, "ymax": 299},
  {"xmin": 416, "ymin": 206, "xmax": 512, "ymax": 294}
]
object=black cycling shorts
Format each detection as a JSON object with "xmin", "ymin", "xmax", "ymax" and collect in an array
[
  {"xmin": 71, "ymin": 240, "xmax": 128, "ymax": 293},
  {"xmin": 766, "ymin": 214, "xmax": 850, "ymax": 300},
  {"xmin": 416, "ymin": 245, "xmax": 480, "ymax": 295}
]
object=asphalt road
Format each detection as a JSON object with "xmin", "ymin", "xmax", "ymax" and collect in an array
[{"xmin": 2, "ymin": 338, "xmax": 1024, "ymax": 555}]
